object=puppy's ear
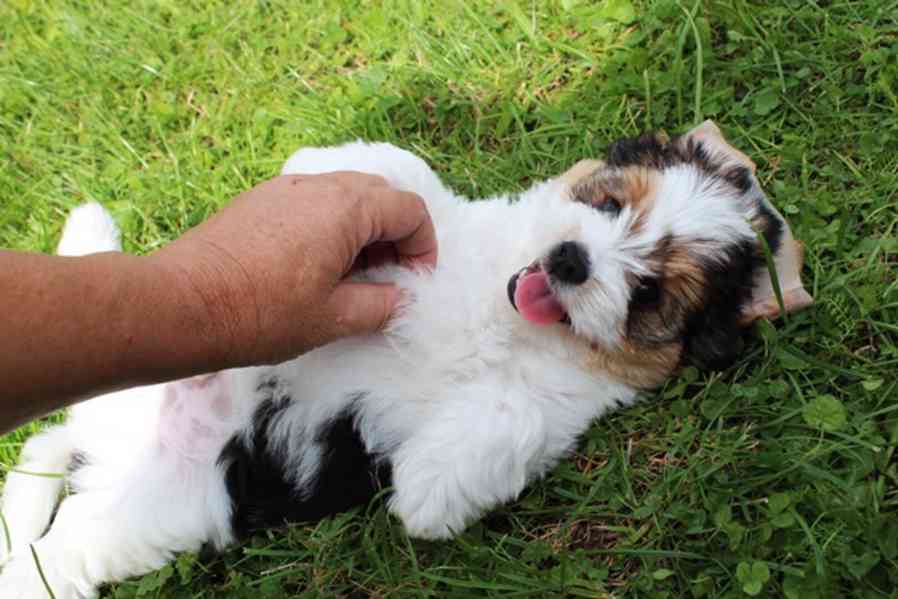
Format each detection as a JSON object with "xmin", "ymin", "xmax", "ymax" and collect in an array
[
  {"xmin": 736, "ymin": 154, "xmax": 813, "ymax": 323},
  {"xmin": 740, "ymin": 232, "xmax": 814, "ymax": 324},
  {"xmin": 683, "ymin": 120, "xmax": 756, "ymax": 173},
  {"xmin": 558, "ymin": 159, "xmax": 603, "ymax": 188},
  {"xmin": 684, "ymin": 121, "xmax": 814, "ymax": 323}
]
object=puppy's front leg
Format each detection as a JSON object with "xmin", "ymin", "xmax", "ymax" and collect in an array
[{"xmin": 388, "ymin": 387, "xmax": 562, "ymax": 540}]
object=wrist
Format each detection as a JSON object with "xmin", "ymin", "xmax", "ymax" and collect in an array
[
  {"xmin": 81, "ymin": 252, "xmax": 228, "ymax": 383},
  {"xmin": 144, "ymin": 244, "xmax": 261, "ymax": 371}
]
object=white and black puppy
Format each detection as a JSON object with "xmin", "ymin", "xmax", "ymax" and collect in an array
[{"xmin": 0, "ymin": 121, "xmax": 812, "ymax": 598}]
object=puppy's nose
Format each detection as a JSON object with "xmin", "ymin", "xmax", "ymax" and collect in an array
[{"xmin": 548, "ymin": 241, "xmax": 590, "ymax": 285}]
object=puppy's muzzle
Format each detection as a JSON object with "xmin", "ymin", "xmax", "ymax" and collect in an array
[{"xmin": 507, "ymin": 240, "xmax": 588, "ymax": 326}]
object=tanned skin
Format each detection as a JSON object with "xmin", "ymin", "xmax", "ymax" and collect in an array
[{"xmin": 0, "ymin": 173, "xmax": 438, "ymax": 433}]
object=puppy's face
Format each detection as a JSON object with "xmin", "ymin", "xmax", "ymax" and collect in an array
[{"xmin": 508, "ymin": 121, "xmax": 812, "ymax": 387}]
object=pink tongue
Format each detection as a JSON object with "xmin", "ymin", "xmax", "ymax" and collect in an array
[{"xmin": 514, "ymin": 270, "xmax": 566, "ymax": 325}]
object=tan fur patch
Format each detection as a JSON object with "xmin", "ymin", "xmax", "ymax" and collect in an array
[
  {"xmin": 626, "ymin": 237, "xmax": 708, "ymax": 345},
  {"xmin": 616, "ymin": 167, "xmax": 655, "ymax": 214},
  {"xmin": 581, "ymin": 336, "xmax": 682, "ymax": 389},
  {"xmin": 569, "ymin": 165, "xmax": 659, "ymax": 221},
  {"xmin": 657, "ymin": 242, "xmax": 707, "ymax": 306},
  {"xmin": 587, "ymin": 238, "xmax": 710, "ymax": 388}
]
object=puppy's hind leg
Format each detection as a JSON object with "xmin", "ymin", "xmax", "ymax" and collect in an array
[
  {"xmin": 0, "ymin": 425, "xmax": 73, "ymax": 564},
  {"xmin": 0, "ymin": 447, "xmax": 234, "ymax": 599}
]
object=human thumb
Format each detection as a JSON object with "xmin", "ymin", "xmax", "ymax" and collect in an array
[{"xmin": 327, "ymin": 281, "xmax": 402, "ymax": 338}]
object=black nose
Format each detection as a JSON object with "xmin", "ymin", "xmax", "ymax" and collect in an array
[{"xmin": 548, "ymin": 241, "xmax": 590, "ymax": 285}]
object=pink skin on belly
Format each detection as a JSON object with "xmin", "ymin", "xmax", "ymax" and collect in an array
[{"xmin": 158, "ymin": 373, "xmax": 234, "ymax": 462}]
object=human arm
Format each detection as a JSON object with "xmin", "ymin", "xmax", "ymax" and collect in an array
[{"xmin": 0, "ymin": 172, "xmax": 437, "ymax": 432}]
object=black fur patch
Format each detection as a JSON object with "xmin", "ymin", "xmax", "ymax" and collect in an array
[
  {"xmin": 607, "ymin": 133, "xmax": 688, "ymax": 170},
  {"xmin": 678, "ymin": 190, "xmax": 785, "ymax": 371},
  {"xmin": 681, "ymin": 240, "xmax": 759, "ymax": 370},
  {"xmin": 218, "ymin": 389, "xmax": 391, "ymax": 539},
  {"xmin": 724, "ymin": 165, "xmax": 754, "ymax": 194},
  {"xmin": 606, "ymin": 132, "xmax": 755, "ymax": 197}
]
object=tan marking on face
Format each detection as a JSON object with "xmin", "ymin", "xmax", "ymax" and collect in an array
[
  {"xmin": 619, "ymin": 167, "xmax": 660, "ymax": 233},
  {"xmin": 615, "ymin": 167, "xmax": 655, "ymax": 214},
  {"xmin": 626, "ymin": 236, "xmax": 709, "ymax": 345},
  {"xmin": 581, "ymin": 238, "xmax": 710, "ymax": 388},
  {"xmin": 657, "ymin": 242, "xmax": 707, "ymax": 306},
  {"xmin": 570, "ymin": 165, "xmax": 661, "ymax": 227},
  {"xmin": 579, "ymin": 335, "xmax": 683, "ymax": 389}
]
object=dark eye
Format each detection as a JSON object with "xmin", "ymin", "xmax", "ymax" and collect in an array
[
  {"xmin": 594, "ymin": 196, "xmax": 622, "ymax": 216},
  {"xmin": 633, "ymin": 277, "xmax": 661, "ymax": 305}
]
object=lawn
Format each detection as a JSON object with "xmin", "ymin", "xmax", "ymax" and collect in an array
[{"xmin": 2, "ymin": 0, "xmax": 897, "ymax": 597}]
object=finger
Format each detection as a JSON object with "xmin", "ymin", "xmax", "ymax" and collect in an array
[
  {"xmin": 327, "ymin": 281, "xmax": 402, "ymax": 337},
  {"xmin": 360, "ymin": 188, "xmax": 438, "ymax": 270}
]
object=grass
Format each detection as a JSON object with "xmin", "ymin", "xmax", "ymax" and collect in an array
[{"xmin": 1, "ymin": 0, "xmax": 897, "ymax": 597}]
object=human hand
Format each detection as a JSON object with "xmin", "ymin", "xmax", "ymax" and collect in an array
[{"xmin": 151, "ymin": 173, "xmax": 437, "ymax": 366}]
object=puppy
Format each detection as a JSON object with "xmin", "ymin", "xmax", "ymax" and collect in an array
[{"xmin": 0, "ymin": 121, "xmax": 812, "ymax": 598}]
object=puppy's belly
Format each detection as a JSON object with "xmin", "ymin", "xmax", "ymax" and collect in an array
[{"xmin": 158, "ymin": 374, "xmax": 236, "ymax": 462}]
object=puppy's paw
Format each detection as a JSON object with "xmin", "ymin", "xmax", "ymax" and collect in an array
[
  {"xmin": 0, "ymin": 548, "xmax": 95, "ymax": 599},
  {"xmin": 389, "ymin": 467, "xmax": 482, "ymax": 540}
]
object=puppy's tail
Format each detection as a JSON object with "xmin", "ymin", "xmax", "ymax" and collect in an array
[
  {"xmin": 57, "ymin": 202, "xmax": 122, "ymax": 257},
  {"xmin": 0, "ymin": 426, "xmax": 74, "ymax": 562}
]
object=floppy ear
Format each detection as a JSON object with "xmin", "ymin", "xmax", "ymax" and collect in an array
[
  {"xmin": 683, "ymin": 120, "xmax": 757, "ymax": 173},
  {"xmin": 740, "ymin": 224, "xmax": 814, "ymax": 324},
  {"xmin": 685, "ymin": 121, "xmax": 814, "ymax": 323},
  {"xmin": 557, "ymin": 159, "xmax": 603, "ymax": 188}
]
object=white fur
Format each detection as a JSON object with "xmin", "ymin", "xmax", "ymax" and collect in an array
[
  {"xmin": 0, "ymin": 141, "xmax": 755, "ymax": 598},
  {"xmin": 56, "ymin": 202, "xmax": 122, "ymax": 257}
]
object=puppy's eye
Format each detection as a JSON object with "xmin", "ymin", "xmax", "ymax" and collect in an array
[
  {"xmin": 633, "ymin": 277, "xmax": 661, "ymax": 305},
  {"xmin": 594, "ymin": 196, "xmax": 622, "ymax": 216}
]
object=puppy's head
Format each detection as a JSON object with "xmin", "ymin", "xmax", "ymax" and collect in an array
[{"xmin": 508, "ymin": 121, "xmax": 812, "ymax": 388}]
